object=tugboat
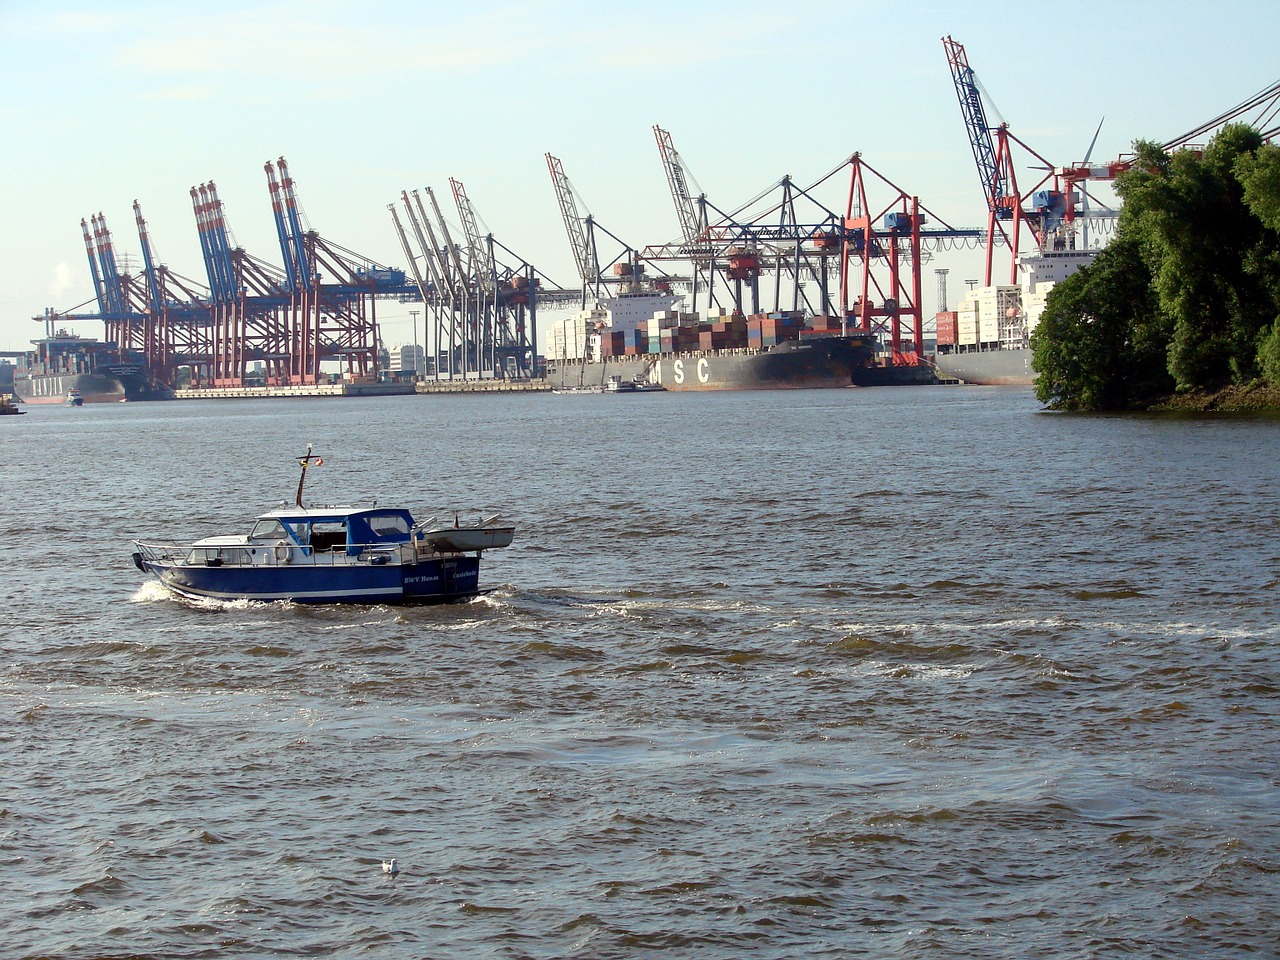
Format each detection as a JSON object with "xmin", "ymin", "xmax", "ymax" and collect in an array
[
  {"xmin": 66, "ymin": 389, "xmax": 84, "ymax": 406},
  {"xmin": 131, "ymin": 448, "xmax": 515, "ymax": 605},
  {"xmin": 0, "ymin": 394, "xmax": 25, "ymax": 416}
]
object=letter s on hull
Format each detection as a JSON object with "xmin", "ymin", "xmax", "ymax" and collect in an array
[{"xmin": 673, "ymin": 359, "xmax": 685, "ymax": 384}]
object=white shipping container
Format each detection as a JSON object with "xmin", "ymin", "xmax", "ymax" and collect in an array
[
  {"xmin": 978, "ymin": 310, "xmax": 1000, "ymax": 343},
  {"xmin": 1024, "ymin": 284, "xmax": 1052, "ymax": 334}
]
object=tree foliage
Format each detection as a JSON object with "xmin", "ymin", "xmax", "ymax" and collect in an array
[
  {"xmin": 1032, "ymin": 233, "xmax": 1170, "ymax": 410},
  {"xmin": 1033, "ymin": 125, "xmax": 1280, "ymax": 408}
]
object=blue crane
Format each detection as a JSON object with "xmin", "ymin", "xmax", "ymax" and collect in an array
[{"xmin": 942, "ymin": 35, "xmax": 1010, "ymax": 220}]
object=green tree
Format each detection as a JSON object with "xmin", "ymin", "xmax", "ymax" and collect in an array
[
  {"xmin": 1032, "ymin": 232, "xmax": 1170, "ymax": 410},
  {"xmin": 1033, "ymin": 125, "xmax": 1280, "ymax": 407},
  {"xmin": 1116, "ymin": 125, "xmax": 1274, "ymax": 389},
  {"xmin": 1236, "ymin": 142, "xmax": 1280, "ymax": 231},
  {"xmin": 1236, "ymin": 142, "xmax": 1280, "ymax": 384}
]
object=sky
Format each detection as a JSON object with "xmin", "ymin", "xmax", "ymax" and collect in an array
[{"xmin": 2, "ymin": 0, "xmax": 1278, "ymax": 354}]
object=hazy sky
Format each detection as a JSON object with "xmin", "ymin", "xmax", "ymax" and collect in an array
[{"xmin": 2, "ymin": 0, "xmax": 1277, "ymax": 352}]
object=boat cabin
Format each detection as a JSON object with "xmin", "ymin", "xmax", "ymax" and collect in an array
[
  {"xmin": 186, "ymin": 506, "xmax": 418, "ymax": 566},
  {"xmin": 253, "ymin": 507, "xmax": 414, "ymax": 554}
]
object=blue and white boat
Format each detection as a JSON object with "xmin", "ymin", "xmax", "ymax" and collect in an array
[{"xmin": 131, "ymin": 449, "xmax": 514, "ymax": 605}]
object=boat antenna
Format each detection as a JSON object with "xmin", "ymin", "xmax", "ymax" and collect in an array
[{"xmin": 295, "ymin": 445, "xmax": 323, "ymax": 506}]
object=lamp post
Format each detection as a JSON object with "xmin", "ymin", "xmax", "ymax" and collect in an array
[{"xmin": 410, "ymin": 310, "xmax": 420, "ymax": 380}]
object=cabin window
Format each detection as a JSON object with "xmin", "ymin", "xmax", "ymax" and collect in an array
[
  {"xmin": 186, "ymin": 547, "xmax": 251, "ymax": 564},
  {"xmin": 368, "ymin": 513, "xmax": 410, "ymax": 536},
  {"xmin": 310, "ymin": 521, "xmax": 347, "ymax": 552},
  {"xmin": 251, "ymin": 519, "xmax": 286, "ymax": 540}
]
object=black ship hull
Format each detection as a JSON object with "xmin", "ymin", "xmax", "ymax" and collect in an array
[
  {"xmin": 14, "ymin": 368, "xmax": 174, "ymax": 404},
  {"xmin": 547, "ymin": 336, "xmax": 934, "ymax": 391}
]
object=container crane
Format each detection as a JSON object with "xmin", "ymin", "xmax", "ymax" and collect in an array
[
  {"xmin": 275, "ymin": 157, "xmax": 311, "ymax": 294},
  {"xmin": 943, "ymin": 35, "xmax": 1124, "ymax": 284},
  {"xmin": 83, "ymin": 213, "xmax": 152, "ymax": 358},
  {"xmin": 1056, "ymin": 74, "xmax": 1280, "ymax": 197},
  {"xmin": 80, "ymin": 216, "xmax": 109, "ymax": 317},
  {"xmin": 546, "ymin": 152, "xmax": 596, "ymax": 293},
  {"xmin": 265, "ymin": 161, "xmax": 300, "ymax": 293},
  {"xmin": 942, "ymin": 35, "xmax": 1056, "ymax": 284},
  {"xmin": 941, "ymin": 36, "xmax": 1008, "ymax": 223},
  {"xmin": 546, "ymin": 152, "xmax": 667, "ymax": 308},
  {"xmin": 653, "ymin": 125, "xmax": 708, "ymax": 247},
  {"xmin": 839, "ymin": 155, "xmax": 928, "ymax": 363},
  {"xmin": 652, "ymin": 125, "xmax": 733, "ymax": 309},
  {"xmin": 389, "ymin": 190, "xmax": 454, "ymax": 378},
  {"xmin": 134, "ymin": 198, "xmax": 212, "ymax": 385},
  {"xmin": 450, "ymin": 177, "xmax": 558, "ymax": 379},
  {"xmin": 131, "ymin": 200, "xmax": 167, "ymax": 371},
  {"xmin": 393, "ymin": 178, "xmax": 569, "ymax": 382}
]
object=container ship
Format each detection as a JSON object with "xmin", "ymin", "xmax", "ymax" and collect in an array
[
  {"xmin": 545, "ymin": 293, "xmax": 936, "ymax": 392},
  {"xmin": 14, "ymin": 331, "xmax": 173, "ymax": 404},
  {"xmin": 932, "ymin": 248, "xmax": 1097, "ymax": 386}
]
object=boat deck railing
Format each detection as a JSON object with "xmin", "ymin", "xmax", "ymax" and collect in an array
[{"xmin": 132, "ymin": 539, "xmax": 444, "ymax": 568}]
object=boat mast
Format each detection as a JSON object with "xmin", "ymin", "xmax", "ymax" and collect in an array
[{"xmin": 295, "ymin": 445, "xmax": 322, "ymax": 506}]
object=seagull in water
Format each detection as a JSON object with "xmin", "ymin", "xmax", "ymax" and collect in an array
[{"xmin": 382, "ymin": 858, "xmax": 400, "ymax": 877}]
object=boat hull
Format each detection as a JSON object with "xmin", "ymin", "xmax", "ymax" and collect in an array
[
  {"xmin": 934, "ymin": 348, "xmax": 1036, "ymax": 386},
  {"xmin": 15, "ymin": 369, "xmax": 175, "ymax": 404},
  {"xmin": 136, "ymin": 553, "xmax": 483, "ymax": 605},
  {"xmin": 546, "ymin": 335, "xmax": 932, "ymax": 391}
]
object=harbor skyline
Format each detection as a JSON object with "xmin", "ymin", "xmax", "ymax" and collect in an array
[{"xmin": 3, "ymin": 0, "xmax": 1278, "ymax": 352}]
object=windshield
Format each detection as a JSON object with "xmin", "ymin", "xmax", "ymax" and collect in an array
[{"xmin": 251, "ymin": 519, "xmax": 287, "ymax": 540}]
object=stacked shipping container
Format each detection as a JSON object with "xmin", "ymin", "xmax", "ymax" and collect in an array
[{"xmin": 594, "ymin": 309, "xmax": 860, "ymax": 358}]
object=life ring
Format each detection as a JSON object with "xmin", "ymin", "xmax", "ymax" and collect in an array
[{"xmin": 275, "ymin": 543, "xmax": 291, "ymax": 564}]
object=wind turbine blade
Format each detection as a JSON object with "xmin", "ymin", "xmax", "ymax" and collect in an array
[{"xmin": 1083, "ymin": 117, "xmax": 1105, "ymax": 164}]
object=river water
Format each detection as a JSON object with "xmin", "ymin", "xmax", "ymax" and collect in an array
[{"xmin": 2, "ymin": 386, "xmax": 1278, "ymax": 959}]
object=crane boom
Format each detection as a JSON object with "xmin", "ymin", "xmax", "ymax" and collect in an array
[
  {"xmin": 942, "ymin": 35, "xmax": 1008, "ymax": 215},
  {"xmin": 397, "ymin": 191, "xmax": 445, "ymax": 299},
  {"xmin": 265, "ymin": 161, "xmax": 299, "ymax": 292},
  {"xmin": 276, "ymin": 158, "xmax": 311, "ymax": 289},
  {"xmin": 407, "ymin": 190, "xmax": 451, "ymax": 301},
  {"xmin": 653, "ymin": 125, "xmax": 706, "ymax": 244},
  {"xmin": 81, "ymin": 217, "xmax": 109, "ymax": 314},
  {"xmin": 545, "ymin": 153, "xmax": 594, "ymax": 282},
  {"xmin": 91, "ymin": 213, "xmax": 128, "ymax": 318},
  {"xmin": 133, "ymin": 200, "xmax": 164, "ymax": 312},
  {"xmin": 449, "ymin": 177, "xmax": 494, "ymax": 291},
  {"xmin": 387, "ymin": 203, "xmax": 431, "ymax": 305},
  {"xmin": 425, "ymin": 187, "xmax": 466, "ymax": 287}
]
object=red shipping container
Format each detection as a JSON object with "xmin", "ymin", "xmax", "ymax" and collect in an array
[{"xmin": 935, "ymin": 311, "xmax": 958, "ymax": 346}]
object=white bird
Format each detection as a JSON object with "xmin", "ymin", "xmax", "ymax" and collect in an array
[{"xmin": 382, "ymin": 858, "xmax": 400, "ymax": 877}]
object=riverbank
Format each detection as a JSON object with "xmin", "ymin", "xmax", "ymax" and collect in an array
[{"xmin": 1145, "ymin": 382, "xmax": 1280, "ymax": 412}]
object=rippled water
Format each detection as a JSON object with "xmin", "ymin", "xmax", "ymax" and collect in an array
[{"xmin": 3, "ymin": 388, "xmax": 1278, "ymax": 958}]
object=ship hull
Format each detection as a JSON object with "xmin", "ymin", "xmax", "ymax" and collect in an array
[
  {"xmin": 14, "ymin": 370, "xmax": 174, "ymax": 404},
  {"xmin": 546, "ymin": 336, "xmax": 932, "ymax": 391},
  {"xmin": 934, "ymin": 348, "xmax": 1036, "ymax": 386},
  {"xmin": 137, "ymin": 553, "xmax": 483, "ymax": 605}
]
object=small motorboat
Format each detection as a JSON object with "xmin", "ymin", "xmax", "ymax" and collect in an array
[
  {"xmin": 66, "ymin": 389, "xmax": 84, "ymax": 406},
  {"xmin": 605, "ymin": 375, "xmax": 666, "ymax": 393},
  {"xmin": 131, "ymin": 448, "xmax": 515, "ymax": 605}
]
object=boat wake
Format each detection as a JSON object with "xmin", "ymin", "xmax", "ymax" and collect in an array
[
  {"xmin": 129, "ymin": 580, "xmax": 282, "ymax": 612},
  {"xmin": 128, "ymin": 581, "xmax": 177, "ymax": 604}
]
